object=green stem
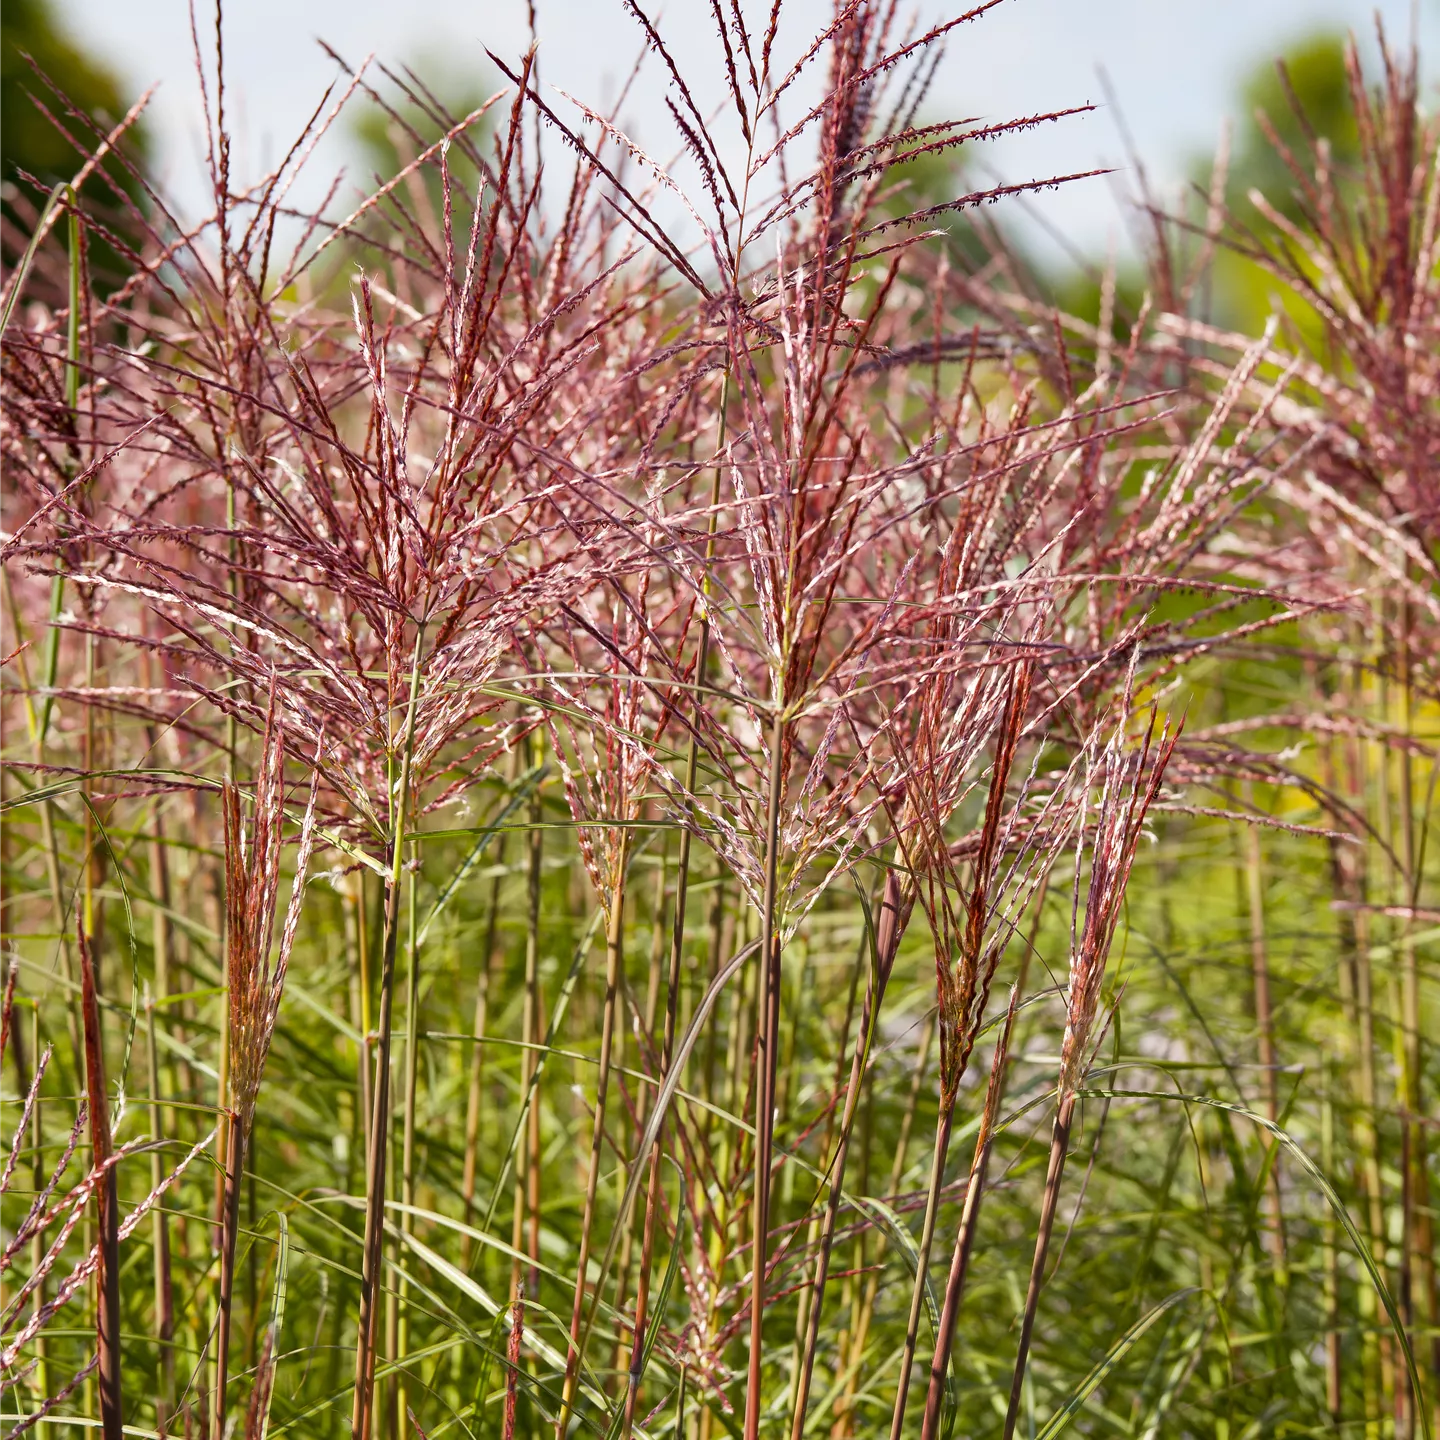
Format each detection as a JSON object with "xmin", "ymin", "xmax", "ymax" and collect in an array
[
  {"xmin": 461, "ymin": 846, "xmax": 505, "ymax": 1271},
  {"xmin": 888, "ymin": 1096, "xmax": 956, "ymax": 1439},
  {"xmin": 790, "ymin": 873, "xmax": 908, "ymax": 1440},
  {"xmin": 395, "ymin": 846, "xmax": 421, "ymax": 1427},
  {"xmin": 211, "ymin": 1111, "xmax": 244, "ymax": 1440},
  {"xmin": 147, "ymin": 989, "xmax": 175, "ymax": 1431},
  {"xmin": 835, "ymin": 1015, "xmax": 933, "ymax": 1437},
  {"xmin": 1002, "ymin": 1091, "xmax": 1077, "ymax": 1440},
  {"xmin": 557, "ymin": 834, "xmax": 630, "ymax": 1437},
  {"xmin": 351, "ymin": 621, "xmax": 427, "ymax": 1440},
  {"xmin": 744, "ymin": 702, "xmax": 787, "ymax": 1439},
  {"xmin": 622, "ymin": 430, "xmax": 727, "ymax": 1430},
  {"xmin": 511, "ymin": 747, "xmax": 544, "ymax": 1296},
  {"xmin": 30, "ymin": 1006, "xmax": 49, "ymax": 1409},
  {"xmin": 920, "ymin": 983, "xmax": 1022, "ymax": 1440}
]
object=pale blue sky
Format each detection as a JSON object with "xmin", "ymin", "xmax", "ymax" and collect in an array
[{"xmin": 55, "ymin": 0, "xmax": 1440, "ymax": 263}]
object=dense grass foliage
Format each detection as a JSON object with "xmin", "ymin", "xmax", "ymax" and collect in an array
[{"xmin": 0, "ymin": 6, "xmax": 1436, "ymax": 1439}]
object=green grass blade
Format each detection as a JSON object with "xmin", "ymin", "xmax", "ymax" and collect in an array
[{"xmin": 1033, "ymin": 1288, "xmax": 1196, "ymax": 1440}]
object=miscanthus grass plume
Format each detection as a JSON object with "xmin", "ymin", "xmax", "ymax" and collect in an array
[{"xmin": 1, "ymin": 4, "xmax": 1436, "ymax": 1438}]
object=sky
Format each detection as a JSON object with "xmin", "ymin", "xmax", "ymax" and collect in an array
[{"xmin": 53, "ymin": 0, "xmax": 1440, "ymax": 265}]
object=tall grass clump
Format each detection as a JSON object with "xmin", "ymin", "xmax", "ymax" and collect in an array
[{"xmin": 0, "ymin": 4, "xmax": 1435, "ymax": 1438}]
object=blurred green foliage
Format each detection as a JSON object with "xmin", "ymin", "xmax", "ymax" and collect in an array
[
  {"xmin": 350, "ymin": 58, "xmax": 496, "ymax": 216},
  {"xmin": 1207, "ymin": 34, "xmax": 1362, "ymax": 334},
  {"xmin": 1231, "ymin": 32, "xmax": 1361, "ymax": 220},
  {"xmin": 2, "ymin": 0, "xmax": 149, "ymax": 288},
  {"xmin": 1, "ymin": 0, "xmax": 148, "ymax": 191}
]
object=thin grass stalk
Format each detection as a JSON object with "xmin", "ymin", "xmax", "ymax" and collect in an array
[
  {"xmin": 888, "ymin": 1087, "xmax": 956, "ymax": 1439},
  {"xmin": 831, "ymin": 1133, "xmax": 872, "ymax": 1436},
  {"xmin": 835, "ymin": 1014, "xmax": 935, "ymax": 1438},
  {"xmin": 691, "ymin": 917, "xmax": 738, "ymax": 1440},
  {"xmin": 1323, "ymin": 1078, "xmax": 1342, "ymax": 1424},
  {"xmin": 29, "ymin": 1005, "xmax": 48, "ymax": 1408},
  {"xmin": 643, "ymin": 850, "xmax": 669, "ymax": 1041},
  {"xmin": 384, "ymin": 1084, "xmax": 399, "ymax": 1434},
  {"xmin": 1395, "ymin": 587, "xmax": 1437, "ymax": 1430},
  {"xmin": 610, "ymin": 852, "xmax": 669, "ymax": 1341},
  {"xmin": 620, "ymin": 1076, "xmax": 669, "ymax": 1434},
  {"xmin": 709, "ymin": 933, "xmax": 760, "ymax": 1440},
  {"xmin": 1001, "ymin": 1091, "xmax": 1077, "ymax": 1440},
  {"xmin": 214, "ymin": 182, "xmax": 245, "ymax": 1436},
  {"xmin": 146, "ymin": 992, "xmax": 175, "ymax": 1431},
  {"xmin": 697, "ymin": 878, "xmax": 730, "ymax": 1145},
  {"xmin": 1356, "ymin": 915, "xmax": 1389, "ymax": 1427},
  {"xmin": 352, "ymin": 623, "xmax": 428, "ymax": 1440},
  {"xmin": 82, "ymin": 625, "xmax": 100, "ymax": 957},
  {"xmin": 2, "ymin": 986, "xmax": 45, "ymax": 1405},
  {"xmin": 744, "ymin": 703, "xmax": 788, "ymax": 1439},
  {"xmin": 33, "ymin": 190, "xmax": 80, "ymax": 752},
  {"xmin": 511, "ymin": 748, "xmax": 544, "ymax": 1297},
  {"xmin": 621, "ymin": 407, "xmax": 730, "ymax": 1431},
  {"xmin": 2, "ymin": 567, "xmax": 79, "ymax": 1071},
  {"xmin": 919, "ymin": 982, "xmax": 1022, "ymax": 1439},
  {"xmin": 460, "ymin": 843, "xmax": 506, "ymax": 1272},
  {"xmin": 80, "ymin": 603, "xmax": 111, "ymax": 1424},
  {"xmin": 776, "ymin": 939, "xmax": 809, "ymax": 1213},
  {"xmin": 524, "ymin": 995, "xmax": 543, "ymax": 1300},
  {"xmin": 617, "ymin": 851, "xmax": 671, "ymax": 1435},
  {"xmin": 0, "ymin": 699, "xmax": 5, "ymax": 1002},
  {"xmin": 355, "ymin": 874, "xmax": 374, "ymax": 1180},
  {"xmin": 9, "ymin": 192, "xmax": 85, "ymax": 1097},
  {"xmin": 611, "ymin": 947, "xmax": 636, "ymax": 1364},
  {"xmin": 557, "ymin": 830, "xmax": 630, "ymax": 1436},
  {"xmin": 502, "ymin": 1291, "xmax": 523, "ymax": 1440},
  {"xmin": 1353, "ymin": 652, "xmax": 1397, "ymax": 1421},
  {"xmin": 384, "ymin": 1093, "xmax": 400, "ymax": 1434},
  {"xmin": 789, "ymin": 871, "xmax": 909, "ymax": 1440},
  {"xmin": 1370, "ymin": 611, "xmax": 1401, "ymax": 1238},
  {"xmin": 212, "ymin": 1093, "xmax": 245, "ymax": 1440},
  {"xmin": 785, "ymin": 923, "xmax": 864, "ymax": 1419},
  {"xmin": 342, "ymin": 872, "xmax": 372, "ymax": 1416},
  {"xmin": 70, "ymin": 196, "xmax": 107, "ymax": 995},
  {"xmin": 1243, "ymin": 790, "xmax": 1285, "ymax": 1281},
  {"xmin": 245, "ymin": 1132, "xmax": 258, "ymax": 1375},
  {"xmin": 145, "ymin": 789, "xmax": 177, "ymax": 1428},
  {"xmin": 210, "ymin": 835, "xmax": 240, "ymax": 1440},
  {"xmin": 784, "ymin": 935, "xmax": 861, "ymax": 1423},
  {"xmin": 396, "ymin": 847, "xmax": 422, "ymax": 1430},
  {"xmin": 77, "ymin": 923, "xmax": 123, "ymax": 1440},
  {"xmin": 210, "ymin": 935, "xmax": 231, "ymax": 1427},
  {"xmin": 707, "ymin": 907, "xmax": 754, "ymax": 1343},
  {"xmin": 1328, "ymin": 658, "xmax": 1389, "ymax": 1424}
]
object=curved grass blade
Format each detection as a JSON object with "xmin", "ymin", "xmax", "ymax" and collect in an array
[
  {"xmin": 606, "ymin": 1160, "xmax": 689, "ymax": 1439},
  {"xmin": 588, "ymin": 935, "xmax": 760, "ymax": 1327},
  {"xmin": 256, "ymin": 1212, "xmax": 291, "ymax": 1440},
  {"xmin": 0, "ymin": 183, "xmax": 67, "ymax": 341},
  {"xmin": 1033, "ymin": 1288, "xmax": 1196, "ymax": 1440}
]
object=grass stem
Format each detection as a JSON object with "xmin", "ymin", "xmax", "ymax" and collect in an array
[
  {"xmin": 1001, "ymin": 1090, "xmax": 1077, "ymax": 1440},
  {"xmin": 352, "ymin": 622, "xmax": 427, "ymax": 1440},
  {"xmin": 558, "ymin": 831, "xmax": 630, "ymax": 1436},
  {"xmin": 744, "ymin": 703, "xmax": 787, "ymax": 1439}
]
